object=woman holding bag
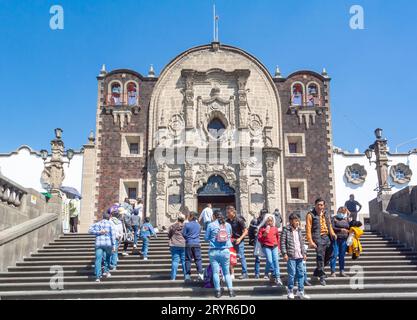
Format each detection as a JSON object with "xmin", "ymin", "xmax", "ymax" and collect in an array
[
  {"xmin": 257, "ymin": 214, "xmax": 282, "ymax": 286},
  {"xmin": 330, "ymin": 207, "xmax": 350, "ymax": 277}
]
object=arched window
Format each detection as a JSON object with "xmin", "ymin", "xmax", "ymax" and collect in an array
[
  {"xmin": 292, "ymin": 83, "xmax": 304, "ymax": 106},
  {"xmin": 127, "ymin": 82, "xmax": 138, "ymax": 106},
  {"xmin": 110, "ymin": 83, "xmax": 122, "ymax": 106},
  {"xmin": 307, "ymin": 83, "xmax": 320, "ymax": 107},
  {"xmin": 208, "ymin": 118, "xmax": 226, "ymax": 138}
]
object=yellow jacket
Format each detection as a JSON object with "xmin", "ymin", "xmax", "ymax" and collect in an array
[{"xmin": 348, "ymin": 226, "xmax": 364, "ymax": 259}]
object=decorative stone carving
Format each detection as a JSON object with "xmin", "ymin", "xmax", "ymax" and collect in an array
[
  {"xmin": 168, "ymin": 114, "xmax": 185, "ymax": 136},
  {"xmin": 390, "ymin": 163, "xmax": 413, "ymax": 184},
  {"xmin": 345, "ymin": 163, "xmax": 367, "ymax": 185},
  {"xmin": 156, "ymin": 163, "xmax": 166, "ymax": 196},
  {"xmin": 250, "ymin": 179, "xmax": 264, "ymax": 217},
  {"xmin": 249, "ymin": 114, "xmax": 263, "ymax": 137},
  {"xmin": 167, "ymin": 180, "xmax": 182, "ymax": 219},
  {"xmin": 184, "ymin": 162, "xmax": 194, "ymax": 194}
]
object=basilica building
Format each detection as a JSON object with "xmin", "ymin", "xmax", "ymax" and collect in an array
[{"xmin": 89, "ymin": 42, "xmax": 335, "ymax": 228}]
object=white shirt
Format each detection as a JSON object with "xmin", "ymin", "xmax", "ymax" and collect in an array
[{"xmin": 201, "ymin": 207, "xmax": 213, "ymax": 223}]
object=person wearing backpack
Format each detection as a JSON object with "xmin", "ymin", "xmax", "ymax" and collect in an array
[
  {"xmin": 249, "ymin": 209, "xmax": 271, "ymax": 279},
  {"xmin": 205, "ymin": 210, "xmax": 235, "ymax": 298},
  {"xmin": 226, "ymin": 206, "xmax": 249, "ymax": 280},
  {"xmin": 139, "ymin": 216, "xmax": 157, "ymax": 260},
  {"xmin": 168, "ymin": 214, "xmax": 187, "ymax": 280},
  {"xmin": 120, "ymin": 207, "xmax": 133, "ymax": 256}
]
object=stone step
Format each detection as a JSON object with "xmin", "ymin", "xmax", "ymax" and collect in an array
[
  {"xmin": 2, "ymin": 273, "xmax": 417, "ymax": 284},
  {"xmin": 30, "ymin": 250, "xmax": 417, "ymax": 258},
  {"xmin": 8, "ymin": 263, "xmax": 417, "ymax": 273},
  {"xmin": 2, "ymin": 283, "xmax": 417, "ymax": 300},
  {"xmin": 36, "ymin": 246, "xmax": 414, "ymax": 254},
  {"xmin": 2, "ymin": 275, "xmax": 417, "ymax": 292},
  {"xmin": 23, "ymin": 254, "xmax": 417, "ymax": 262}
]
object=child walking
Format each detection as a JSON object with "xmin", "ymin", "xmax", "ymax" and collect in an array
[
  {"xmin": 281, "ymin": 213, "xmax": 310, "ymax": 300},
  {"xmin": 139, "ymin": 216, "xmax": 157, "ymax": 260}
]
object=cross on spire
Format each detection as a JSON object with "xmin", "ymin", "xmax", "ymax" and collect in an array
[{"xmin": 213, "ymin": 4, "xmax": 219, "ymax": 42}]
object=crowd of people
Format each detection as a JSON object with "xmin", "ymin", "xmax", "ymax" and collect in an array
[{"xmin": 88, "ymin": 195, "xmax": 364, "ymax": 299}]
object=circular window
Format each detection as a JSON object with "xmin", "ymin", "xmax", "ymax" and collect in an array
[{"xmin": 207, "ymin": 118, "xmax": 226, "ymax": 138}]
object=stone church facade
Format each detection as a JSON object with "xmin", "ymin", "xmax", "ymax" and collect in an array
[{"xmin": 91, "ymin": 42, "xmax": 335, "ymax": 229}]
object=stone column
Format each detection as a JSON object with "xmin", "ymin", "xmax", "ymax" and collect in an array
[
  {"xmin": 79, "ymin": 133, "xmax": 97, "ymax": 232},
  {"xmin": 183, "ymin": 162, "xmax": 195, "ymax": 213},
  {"xmin": 264, "ymin": 148, "xmax": 280, "ymax": 213},
  {"xmin": 156, "ymin": 163, "xmax": 167, "ymax": 228},
  {"xmin": 239, "ymin": 160, "xmax": 250, "ymax": 221},
  {"xmin": 374, "ymin": 138, "xmax": 391, "ymax": 194}
]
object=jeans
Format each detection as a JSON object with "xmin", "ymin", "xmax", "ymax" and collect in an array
[
  {"xmin": 254, "ymin": 240, "xmax": 271, "ymax": 276},
  {"xmin": 313, "ymin": 235, "xmax": 333, "ymax": 278},
  {"xmin": 204, "ymin": 221, "xmax": 210, "ymax": 231},
  {"xmin": 209, "ymin": 249, "xmax": 233, "ymax": 291},
  {"xmin": 95, "ymin": 246, "xmax": 112, "ymax": 279},
  {"xmin": 234, "ymin": 241, "xmax": 248, "ymax": 275},
  {"xmin": 262, "ymin": 246, "xmax": 280, "ymax": 278},
  {"xmin": 185, "ymin": 246, "xmax": 203, "ymax": 275},
  {"xmin": 170, "ymin": 247, "xmax": 186, "ymax": 280},
  {"xmin": 330, "ymin": 238, "xmax": 348, "ymax": 272},
  {"xmin": 133, "ymin": 225, "xmax": 139, "ymax": 245},
  {"xmin": 141, "ymin": 236, "xmax": 149, "ymax": 257},
  {"xmin": 110, "ymin": 239, "xmax": 119, "ymax": 268},
  {"xmin": 287, "ymin": 259, "xmax": 305, "ymax": 292}
]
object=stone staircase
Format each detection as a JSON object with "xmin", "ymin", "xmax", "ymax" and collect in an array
[{"xmin": 1, "ymin": 231, "xmax": 417, "ymax": 299}]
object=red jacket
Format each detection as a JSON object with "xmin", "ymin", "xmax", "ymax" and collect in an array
[{"xmin": 258, "ymin": 226, "xmax": 280, "ymax": 249}]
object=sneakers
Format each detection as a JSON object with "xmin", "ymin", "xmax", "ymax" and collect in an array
[
  {"xmin": 304, "ymin": 280, "xmax": 312, "ymax": 287},
  {"xmin": 230, "ymin": 274, "xmax": 235, "ymax": 280},
  {"xmin": 111, "ymin": 266, "xmax": 117, "ymax": 271},
  {"xmin": 229, "ymin": 290, "xmax": 236, "ymax": 298},
  {"xmin": 287, "ymin": 288, "xmax": 295, "ymax": 300},
  {"xmin": 198, "ymin": 273, "xmax": 204, "ymax": 281},
  {"xmin": 122, "ymin": 252, "xmax": 129, "ymax": 256},
  {"xmin": 274, "ymin": 278, "xmax": 283, "ymax": 286},
  {"xmin": 263, "ymin": 274, "xmax": 270, "ymax": 280},
  {"xmin": 296, "ymin": 291, "xmax": 311, "ymax": 300},
  {"xmin": 103, "ymin": 272, "xmax": 111, "ymax": 278},
  {"xmin": 319, "ymin": 277, "xmax": 326, "ymax": 286},
  {"xmin": 133, "ymin": 244, "xmax": 137, "ymax": 248},
  {"xmin": 215, "ymin": 291, "xmax": 222, "ymax": 298},
  {"xmin": 143, "ymin": 257, "xmax": 148, "ymax": 261},
  {"xmin": 95, "ymin": 278, "xmax": 101, "ymax": 283},
  {"xmin": 340, "ymin": 271, "xmax": 348, "ymax": 277},
  {"xmin": 239, "ymin": 273, "xmax": 249, "ymax": 280},
  {"xmin": 254, "ymin": 274, "xmax": 260, "ymax": 279},
  {"xmin": 330, "ymin": 272, "xmax": 337, "ymax": 278}
]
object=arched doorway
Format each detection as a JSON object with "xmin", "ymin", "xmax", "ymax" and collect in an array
[{"xmin": 197, "ymin": 175, "xmax": 235, "ymax": 215}]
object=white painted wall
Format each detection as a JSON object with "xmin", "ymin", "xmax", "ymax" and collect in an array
[
  {"xmin": 333, "ymin": 148, "xmax": 417, "ymax": 221},
  {"xmin": 0, "ymin": 146, "xmax": 83, "ymax": 194}
]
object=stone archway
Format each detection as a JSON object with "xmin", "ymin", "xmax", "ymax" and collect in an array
[{"xmin": 197, "ymin": 175, "xmax": 236, "ymax": 215}]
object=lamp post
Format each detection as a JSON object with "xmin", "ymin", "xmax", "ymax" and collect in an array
[
  {"xmin": 40, "ymin": 128, "xmax": 74, "ymax": 195},
  {"xmin": 365, "ymin": 128, "xmax": 392, "ymax": 195}
]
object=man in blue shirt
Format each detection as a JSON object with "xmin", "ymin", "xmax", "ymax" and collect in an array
[
  {"xmin": 344, "ymin": 194, "xmax": 362, "ymax": 222},
  {"xmin": 183, "ymin": 212, "xmax": 204, "ymax": 281}
]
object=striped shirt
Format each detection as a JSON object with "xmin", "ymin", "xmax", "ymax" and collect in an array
[
  {"xmin": 88, "ymin": 220, "xmax": 116, "ymax": 248},
  {"xmin": 320, "ymin": 213, "xmax": 329, "ymax": 236}
]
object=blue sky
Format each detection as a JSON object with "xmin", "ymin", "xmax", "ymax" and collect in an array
[{"xmin": 1, "ymin": 0, "xmax": 416, "ymax": 153}]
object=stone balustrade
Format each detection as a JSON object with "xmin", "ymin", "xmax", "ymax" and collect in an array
[{"xmin": 0, "ymin": 174, "xmax": 27, "ymax": 208}]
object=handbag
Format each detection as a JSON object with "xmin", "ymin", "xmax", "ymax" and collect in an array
[
  {"xmin": 122, "ymin": 221, "xmax": 134, "ymax": 243},
  {"xmin": 346, "ymin": 232, "xmax": 354, "ymax": 247},
  {"xmin": 254, "ymin": 240, "xmax": 265, "ymax": 257}
]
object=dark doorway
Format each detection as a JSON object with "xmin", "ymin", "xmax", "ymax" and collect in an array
[{"xmin": 197, "ymin": 175, "xmax": 236, "ymax": 215}]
